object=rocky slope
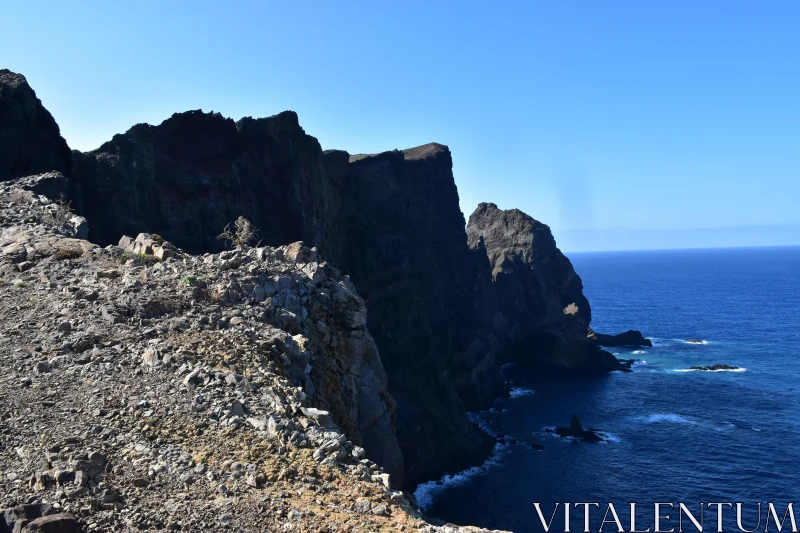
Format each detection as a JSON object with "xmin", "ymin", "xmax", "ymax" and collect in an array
[
  {"xmin": 68, "ymin": 109, "xmax": 504, "ymax": 488},
  {"xmin": 0, "ymin": 69, "xmax": 638, "ymax": 498},
  {"xmin": 0, "ymin": 175, "xmax": 504, "ymax": 533}
]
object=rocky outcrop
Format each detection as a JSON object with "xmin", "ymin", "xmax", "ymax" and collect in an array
[
  {"xmin": 687, "ymin": 363, "xmax": 740, "ymax": 371},
  {"xmin": 466, "ymin": 202, "xmax": 619, "ymax": 371},
  {"xmin": 0, "ymin": 70, "xmax": 72, "ymax": 181},
  {"xmin": 322, "ymin": 146, "xmax": 503, "ymax": 488},
  {"xmin": 71, "ymin": 110, "xmax": 330, "ymax": 251},
  {"xmin": 590, "ymin": 329, "xmax": 652, "ymax": 347},
  {"xmin": 0, "ymin": 182, "xmax": 507, "ymax": 532},
  {"xmin": 68, "ymin": 108, "xmax": 504, "ymax": 487},
  {"xmin": 1, "ymin": 69, "xmax": 637, "ymax": 492}
]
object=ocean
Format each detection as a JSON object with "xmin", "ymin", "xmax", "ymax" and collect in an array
[{"xmin": 414, "ymin": 246, "xmax": 800, "ymax": 532}]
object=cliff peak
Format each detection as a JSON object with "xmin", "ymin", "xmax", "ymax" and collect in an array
[
  {"xmin": 0, "ymin": 69, "xmax": 72, "ymax": 181},
  {"xmin": 402, "ymin": 142, "xmax": 449, "ymax": 160}
]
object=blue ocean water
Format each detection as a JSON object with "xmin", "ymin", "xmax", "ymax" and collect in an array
[{"xmin": 415, "ymin": 246, "xmax": 800, "ymax": 532}]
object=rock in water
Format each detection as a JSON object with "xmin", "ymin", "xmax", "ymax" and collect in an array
[
  {"xmin": 591, "ymin": 329, "xmax": 653, "ymax": 347},
  {"xmin": 688, "ymin": 363, "xmax": 740, "ymax": 371},
  {"xmin": 0, "ymin": 70, "xmax": 72, "ymax": 181},
  {"xmin": 553, "ymin": 415, "xmax": 603, "ymax": 442}
]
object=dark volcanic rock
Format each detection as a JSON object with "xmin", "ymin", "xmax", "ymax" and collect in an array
[
  {"xmin": 591, "ymin": 329, "xmax": 652, "ymax": 347},
  {"xmin": 688, "ymin": 363, "xmax": 740, "ymax": 371},
  {"xmin": 0, "ymin": 70, "xmax": 72, "ymax": 181},
  {"xmin": 72, "ymin": 110, "xmax": 329, "ymax": 251},
  {"xmin": 467, "ymin": 202, "xmax": 619, "ymax": 371},
  {"xmin": 323, "ymin": 145, "xmax": 503, "ymax": 487},
  {"xmin": 69, "ymin": 107, "xmax": 503, "ymax": 487},
  {"xmin": 2, "ymin": 69, "xmax": 644, "ymax": 490},
  {"xmin": 550, "ymin": 415, "xmax": 602, "ymax": 442}
]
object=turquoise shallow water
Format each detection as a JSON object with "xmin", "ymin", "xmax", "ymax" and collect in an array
[{"xmin": 415, "ymin": 246, "xmax": 800, "ymax": 532}]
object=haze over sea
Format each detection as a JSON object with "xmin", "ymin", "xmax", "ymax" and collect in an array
[{"xmin": 415, "ymin": 246, "xmax": 800, "ymax": 532}]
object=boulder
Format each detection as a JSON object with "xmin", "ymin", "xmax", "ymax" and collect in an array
[{"xmin": 23, "ymin": 514, "xmax": 80, "ymax": 533}]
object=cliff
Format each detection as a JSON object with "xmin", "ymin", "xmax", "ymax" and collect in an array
[
  {"xmin": 0, "ymin": 69, "xmax": 632, "ymax": 496},
  {"xmin": 70, "ymin": 110, "xmax": 504, "ymax": 488},
  {"xmin": 467, "ymin": 203, "xmax": 620, "ymax": 371},
  {"xmin": 0, "ymin": 175, "xmax": 504, "ymax": 533},
  {"xmin": 0, "ymin": 70, "xmax": 72, "ymax": 181},
  {"xmin": 322, "ymin": 146, "xmax": 504, "ymax": 487}
]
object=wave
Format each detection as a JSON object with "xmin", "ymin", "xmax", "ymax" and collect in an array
[
  {"xmin": 632, "ymin": 349, "xmax": 647, "ymax": 355},
  {"xmin": 413, "ymin": 440, "xmax": 511, "ymax": 510},
  {"xmin": 537, "ymin": 427, "xmax": 620, "ymax": 444},
  {"xmin": 595, "ymin": 431, "xmax": 621, "ymax": 444},
  {"xmin": 713, "ymin": 422, "xmax": 737, "ymax": 432},
  {"xmin": 674, "ymin": 367, "xmax": 746, "ymax": 373},
  {"xmin": 416, "ymin": 412, "xmax": 512, "ymax": 509},
  {"xmin": 468, "ymin": 412, "xmax": 496, "ymax": 437},
  {"xmin": 636, "ymin": 413, "xmax": 697, "ymax": 425},
  {"xmin": 683, "ymin": 339, "xmax": 709, "ymax": 345},
  {"xmin": 509, "ymin": 387, "xmax": 535, "ymax": 397}
]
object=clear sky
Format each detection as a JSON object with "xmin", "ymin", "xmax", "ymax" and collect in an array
[{"xmin": 3, "ymin": 1, "xmax": 799, "ymax": 251}]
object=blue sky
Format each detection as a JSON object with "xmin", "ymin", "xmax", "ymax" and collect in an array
[{"xmin": 3, "ymin": 1, "xmax": 799, "ymax": 251}]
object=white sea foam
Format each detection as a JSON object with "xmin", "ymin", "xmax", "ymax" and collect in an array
[
  {"xmin": 632, "ymin": 350, "xmax": 647, "ymax": 355},
  {"xmin": 509, "ymin": 387, "xmax": 535, "ymax": 397},
  {"xmin": 637, "ymin": 413, "xmax": 696, "ymax": 425},
  {"xmin": 595, "ymin": 431, "xmax": 621, "ymax": 444},
  {"xmin": 413, "ymin": 441, "xmax": 511, "ymax": 510},
  {"xmin": 416, "ymin": 413, "xmax": 511, "ymax": 510},
  {"xmin": 674, "ymin": 367, "xmax": 746, "ymax": 373},
  {"xmin": 683, "ymin": 339, "xmax": 709, "ymax": 345},
  {"xmin": 467, "ymin": 412, "xmax": 496, "ymax": 437}
]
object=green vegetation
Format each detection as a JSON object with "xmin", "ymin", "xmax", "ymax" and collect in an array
[
  {"xmin": 180, "ymin": 275, "xmax": 203, "ymax": 287},
  {"xmin": 151, "ymin": 234, "xmax": 165, "ymax": 245},
  {"xmin": 121, "ymin": 252, "xmax": 161, "ymax": 266},
  {"xmin": 0, "ymin": 279, "xmax": 6, "ymax": 285},
  {"xmin": 14, "ymin": 281, "xmax": 26, "ymax": 288}
]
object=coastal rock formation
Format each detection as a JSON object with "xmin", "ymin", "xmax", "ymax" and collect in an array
[
  {"xmin": 322, "ymin": 146, "xmax": 504, "ymax": 487},
  {"xmin": 0, "ymin": 180, "xmax": 512, "ymax": 532},
  {"xmin": 688, "ymin": 363, "xmax": 740, "ymax": 371},
  {"xmin": 70, "ymin": 108, "xmax": 503, "ymax": 488},
  {"xmin": 1, "ymin": 69, "xmax": 640, "ymax": 493},
  {"xmin": 548, "ymin": 415, "xmax": 603, "ymax": 442},
  {"xmin": 0, "ymin": 70, "xmax": 72, "ymax": 181},
  {"xmin": 71, "ymin": 110, "xmax": 329, "ymax": 251},
  {"xmin": 466, "ymin": 203, "xmax": 619, "ymax": 371},
  {"xmin": 591, "ymin": 329, "xmax": 653, "ymax": 347}
]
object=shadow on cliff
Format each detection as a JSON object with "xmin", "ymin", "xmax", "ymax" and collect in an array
[{"xmin": 1, "ymin": 68, "xmax": 640, "ymax": 491}]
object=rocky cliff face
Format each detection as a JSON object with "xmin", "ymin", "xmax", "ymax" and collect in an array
[
  {"xmin": 1, "ymin": 69, "xmax": 629, "ymax": 493},
  {"xmin": 69, "ymin": 109, "xmax": 504, "ymax": 488},
  {"xmin": 322, "ymin": 146, "xmax": 504, "ymax": 487},
  {"xmin": 467, "ymin": 203, "xmax": 619, "ymax": 371},
  {"xmin": 71, "ymin": 110, "xmax": 329, "ymax": 251},
  {"xmin": 0, "ymin": 175, "xmax": 506, "ymax": 532},
  {"xmin": 0, "ymin": 70, "xmax": 72, "ymax": 181}
]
